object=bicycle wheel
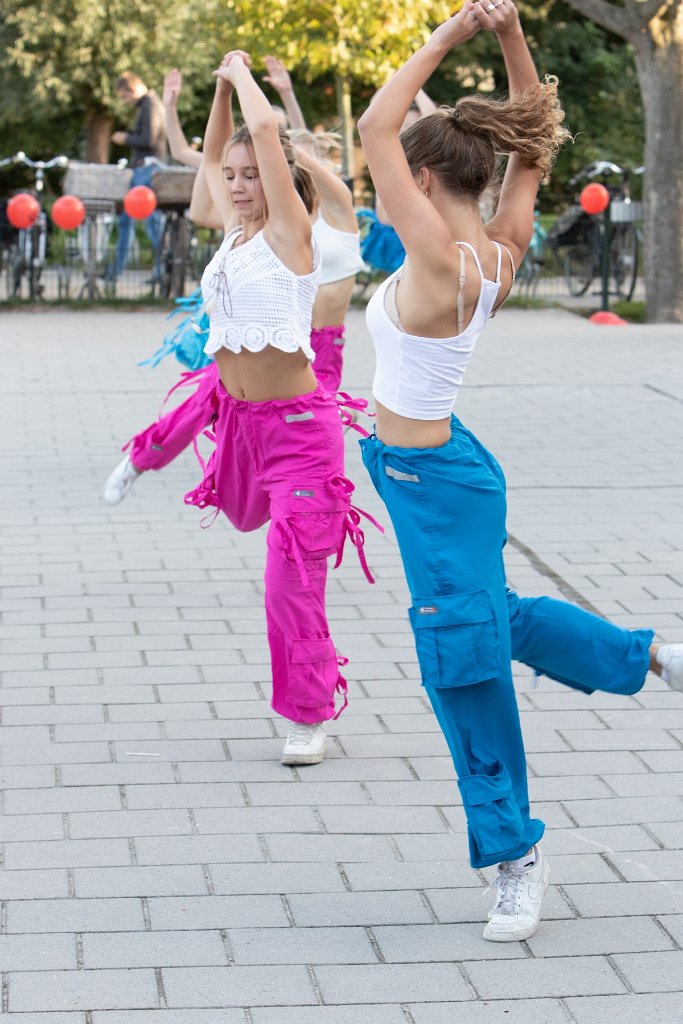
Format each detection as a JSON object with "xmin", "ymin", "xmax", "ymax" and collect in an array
[
  {"xmin": 564, "ymin": 242, "xmax": 593, "ymax": 296},
  {"xmin": 611, "ymin": 224, "xmax": 639, "ymax": 301}
]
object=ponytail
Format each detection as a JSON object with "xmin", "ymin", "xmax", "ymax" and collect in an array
[{"xmin": 401, "ymin": 76, "xmax": 569, "ymax": 199}]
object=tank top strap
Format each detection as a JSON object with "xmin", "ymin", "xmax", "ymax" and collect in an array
[
  {"xmin": 453, "ymin": 240, "xmax": 485, "ymax": 283},
  {"xmin": 493, "ymin": 241, "xmax": 516, "ymax": 285}
]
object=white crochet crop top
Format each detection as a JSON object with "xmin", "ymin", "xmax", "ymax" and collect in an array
[
  {"xmin": 366, "ymin": 241, "xmax": 513, "ymax": 420},
  {"xmin": 201, "ymin": 227, "xmax": 320, "ymax": 360},
  {"xmin": 312, "ymin": 213, "xmax": 364, "ymax": 285}
]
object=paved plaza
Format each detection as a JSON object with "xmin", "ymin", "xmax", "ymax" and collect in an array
[{"xmin": 1, "ymin": 302, "xmax": 683, "ymax": 1023}]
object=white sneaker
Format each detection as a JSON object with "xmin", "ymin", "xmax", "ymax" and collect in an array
[
  {"xmin": 656, "ymin": 644, "xmax": 683, "ymax": 692},
  {"xmin": 104, "ymin": 455, "xmax": 141, "ymax": 505},
  {"xmin": 281, "ymin": 721, "xmax": 327, "ymax": 765},
  {"xmin": 483, "ymin": 845, "xmax": 549, "ymax": 942}
]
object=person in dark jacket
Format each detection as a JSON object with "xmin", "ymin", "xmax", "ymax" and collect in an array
[{"xmin": 110, "ymin": 72, "xmax": 166, "ymax": 281}]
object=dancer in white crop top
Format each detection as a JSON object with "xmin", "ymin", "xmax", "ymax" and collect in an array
[{"xmin": 358, "ymin": 0, "xmax": 683, "ymax": 947}]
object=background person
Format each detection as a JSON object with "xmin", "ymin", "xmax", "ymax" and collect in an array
[{"xmin": 110, "ymin": 72, "xmax": 166, "ymax": 281}]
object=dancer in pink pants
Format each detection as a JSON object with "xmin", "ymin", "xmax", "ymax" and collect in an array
[
  {"xmin": 119, "ymin": 50, "xmax": 376, "ymax": 766},
  {"xmin": 104, "ymin": 132, "xmax": 365, "ymax": 500}
]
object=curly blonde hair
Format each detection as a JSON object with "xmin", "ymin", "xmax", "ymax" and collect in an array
[{"xmin": 401, "ymin": 76, "xmax": 570, "ymax": 198}]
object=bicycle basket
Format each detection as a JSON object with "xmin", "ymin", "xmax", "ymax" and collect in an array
[{"xmin": 547, "ymin": 205, "xmax": 590, "ymax": 249}]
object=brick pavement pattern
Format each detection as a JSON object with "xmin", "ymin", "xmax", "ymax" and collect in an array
[{"xmin": 1, "ymin": 304, "xmax": 682, "ymax": 1023}]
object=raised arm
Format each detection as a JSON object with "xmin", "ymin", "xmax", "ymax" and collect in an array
[
  {"xmin": 188, "ymin": 162, "xmax": 226, "ymax": 230},
  {"xmin": 481, "ymin": 7, "xmax": 549, "ymax": 258},
  {"xmin": 163, "ymin": 69, "xmax": 202, "ymax": 168},
  {"xmin": 263, "ymin": 56, "xmax": 307, "ymax": 130},
  {"xmin": 214, "ymin": 52, "xmax": 312, "ymax": 269},
  {"xmin": 357, "ymin": 7, "xmax": 480, "ymax": 260},
  {"xmin": 202, "ymin": 68, "xmax": 239, "ymax": 232},
  {"xmin": 293, "ymin": 144, "xmax": 356, "ymax": 233}
]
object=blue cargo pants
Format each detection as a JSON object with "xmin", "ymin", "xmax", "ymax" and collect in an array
[{"xmin": 360, "ymin": 417, "xmax": 654, "ymax": 868}]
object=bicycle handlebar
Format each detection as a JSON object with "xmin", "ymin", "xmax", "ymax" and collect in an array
[
  {"xmin": 568, "ymin": 159, "xmax": 644, "ymax": 187},
  {"xmin": 0, "ymin": 152, "xmax": 69, "ymax": 171}
]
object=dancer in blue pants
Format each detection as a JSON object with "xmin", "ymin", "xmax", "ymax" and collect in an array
[{"xmin": 358, "ymin": 0, "xmax": 683, "ymax": 942}]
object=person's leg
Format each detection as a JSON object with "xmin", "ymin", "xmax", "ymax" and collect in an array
[
  {"xmin": 128, "ymin": 364, "xmax": 219, "ymax": 473},
  {"xmin": 310, "ymin": 325, "xmax": 345, "ymax": 394},
  {"xmin": 359, "ymin": 419, "xmax": 543, "ymax": 870},
  {"xmin": 105, "ymin": 365, "xmax": 219, "ymax": 505},
  {"xmin": 507, "ymin": 591, "xmax": 654, "ymax": 695},
  {"xmin": 254, "ymin": 388, "xmax": 352, "ymax": 745},
  {"xmin": 112, "ymin": 210, "xmax": 132, "ymax": 278}
]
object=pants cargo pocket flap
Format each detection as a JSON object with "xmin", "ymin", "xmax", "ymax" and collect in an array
[
  {"xmin": 409, "ymin": 591, "xmax": 499, "ymax": 689},
  {"xmin": 458, "ymin": 765, "xmax": 513, "ymax": 806},
  {"xmin": 291, "ymin": 638, "xmax": 337, "ymax": 664},
  {"xmin": 410, "ymin": 591, "xmax": 494, "ymax": 629}
]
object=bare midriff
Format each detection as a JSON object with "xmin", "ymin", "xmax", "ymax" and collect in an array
[
  {"xmin": 214, "ymin": 346, "xmax": 317, "ymax": 403},
  {"xmin": 311, "ymin": 277, "xmax": 356, "ymax": 330},
  {"xmin": 375, "ymin": 400, "xmax": 451, "ymax": 449}
]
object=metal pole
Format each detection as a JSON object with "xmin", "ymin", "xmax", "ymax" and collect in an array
[{"xmin": 600, "ymin": 200, "xmax": 611, "ymax": 311}]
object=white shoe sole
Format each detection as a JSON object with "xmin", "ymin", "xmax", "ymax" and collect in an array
[
  {"xmin": 482, "ymin": 857, "xmax": 550, "ymax": 943},
  {"xmin": 281, "ymin": 745, "xmax": 327, "ymax": 766}
]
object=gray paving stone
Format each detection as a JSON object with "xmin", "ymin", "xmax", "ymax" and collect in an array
[
  {"xmin": 147, "ymin": 894, "xmax": 290, "ymax": 930},
  {"xmin": 407, "ymin": 1000, "xmax": 574, "ymax": 1023},
  {"xmin": 2, "ymin": 838, "xmax": 133, "ymax": 871},
  {"xmin": 112, "ymin": 740, "xmax": 227, "ymax": 762},
  {"xmin": 68, "ymin": 808, "xmax": 193, "ymax": 839},
  {"xmin": 74, "ymin": 865, "xmax": 209, "ymax": 898},
  {"xmin": 265, "ymin": 834, "xmax": 397, "ymax": 863},
  {"xmin": 124, "ymin": 782, "xmax": 246, "ymax": 809},
  {"xmin": 82, "ymin": 929, "xmax": 228, "ymax": 968},
  {"xmin": 317, "ymin": 805, "xmax": 448, "ymax": 834},
  {"xmin": 0, "ymin": 933, "xmax": 78, "ymax": 970},
  {"xmin": 162, "ymin": 965, "xmax": 317, "ymax": 1006},
  {"xmin": 249, "ymin": 1009, "xmax": 406, "ymax": 1024},
  {"xmin": 372, "ymin": 923, "xmax": 525, "ymax": 963},
  {"xmin": 287, "ymin": 890, "xmax": 434, "ymax": 927},
  {"xmin": 538, "ymin": 824, "xmax": 661, "ymax": 855},
  {"xmin": 6, "ymin": 897, "xmax": 146, "ymax": 933},
  {"xmin": 565, "ymin": 881, "xmax": 683, "ymax": 916},
  {"xmin": 0, "ymin": 868, "xmax": 70, "ymax": 901},
  {"xmin": 313, "ymin": 963, "xmax": 472, "ymax": 1003},
  {"xmin": 527, "ymin": 915, "xmax": 675, "ymax": 957},
  {"xmin": 8, "ymin": 969, "xmax": 159, "ymax": 1012},
  {"xmin": 133, "ymin": 834, "xmax": 264, "ymax": 865},
  {"xmin": 343, "ymin": 859, "xmax": 479, "ymax": 891},
  {"xmin": 93, "ymin": 1013, "xmax": 246, "ymax": 1024},
  {"xmin": 3, "ymin": 786, "xmax": 122, "ymax": 815},
  {"xmin": 228, "ymin": 925, "xmax": 377, "ymax": 964},
  {"xmin": 210, "ymin": 861, "xmax": 346, "ymax": 895},
  {"xmin": 0, "ymin": 742, "xmax": 112, "ymax": 765},
  {"xmin": 464, "ymin": 955, "xmax": 626, "ymax": 999},
  {"xmin": 562, "ymin": 796, "xmax": 683, "ymax": 827},
  {"xmin": 565, "ymin": 993, "xmax": 683, "ymax": 1024}
]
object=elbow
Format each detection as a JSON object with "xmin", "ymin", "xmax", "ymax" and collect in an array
[
  {"xmin": 357, "ymin": 110, "xmax": 373, "ymax": 138},
  {"xmin": 250, "ymin": 117, "xmax": 279, "ymax": 141}
]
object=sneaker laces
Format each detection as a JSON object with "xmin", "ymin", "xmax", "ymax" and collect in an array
[
  {"xmin": 484, "ymin": 862, "xmax": 531, "ymax": 917},
  {"xmin": 286, "ymin": 721, "xmax": 321, "ymax": 746}
]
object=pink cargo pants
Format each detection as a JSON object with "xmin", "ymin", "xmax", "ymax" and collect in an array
[{"xmin": 183, "ymin": 379, "xmax": 378, "ymax": 724}]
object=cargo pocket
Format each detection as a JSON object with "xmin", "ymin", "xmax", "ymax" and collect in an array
[
  {"xmin": 409, "ymin": 591, "xmax": 499, "ymax": 688},
  {"xmin": 286, "ymin": 486, "xmax": 347, "ymax": 560},
  {"xmin": 290, "ymin": 637, "xmax": 339, "ymax": 710},
  {"xmin": 458, "ymin": 763, "xmax": 526, "ymax": 857}
]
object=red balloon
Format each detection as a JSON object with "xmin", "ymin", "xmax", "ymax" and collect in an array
[
  {"xmin": 580, "ymin": 183, "xmax": 610, "ymax": 215},
  {"xmin": 123, "ymin": 185, "xmax": 157, "ymax": 219},
  {"xmin": 51, "ymin": 194, "xmax": 86, "ymax": 231},
  {"xmin": 7, "ymin": 192, "xmax": 40, "ymax": 229}
]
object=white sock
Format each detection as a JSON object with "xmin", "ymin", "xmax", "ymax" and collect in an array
[{"xmin": 510, "ymin": 847, "xmax": 537, "ymax": 870}]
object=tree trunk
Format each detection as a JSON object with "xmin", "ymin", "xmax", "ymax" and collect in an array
[
  {"xmin": 335, "ymin": 73, "xmax": 355, "ymax": 186},
  {"xmin": 633, "ymin": 21, "xmax": 683, "ymax": 322},
  {"xmin": 85, "ymin": 112, "xmax": 113, "ymax": 164}
]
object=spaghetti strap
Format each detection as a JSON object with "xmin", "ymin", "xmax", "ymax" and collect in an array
[
  {"xmin": 494, "ymin": 241, "xmax": 516, "ymax": 284},
  {"xmin": 454, "ymin": 241, "xmax": 485, "ymax": 282}
]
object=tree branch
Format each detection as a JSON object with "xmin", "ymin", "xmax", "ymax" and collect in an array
[{"xmin": 562, "ymin": 0, "xmax": 643, "ymax": 39}]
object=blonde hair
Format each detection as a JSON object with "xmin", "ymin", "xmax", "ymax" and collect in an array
[
  {"xmin": 401, "ymin": 76, "xmax": 569, "ymax": 198},
  {"xmin": 288, "ymin": 128, "xmax": 342, "ymax": 163},
  {"xmin": 222, "ymin": 124, "xmax": 318, "ymax": 214}
]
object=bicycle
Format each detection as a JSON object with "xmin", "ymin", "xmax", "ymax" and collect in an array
[
  {"xmin": 547, "ymin": 160, "xmax": 643, "ymax": 301},
  {"xmin": 0, "ymin": 151, "xmax": 69, "ymax": 299},
  {"xmin": 145, "ymin": 156, "xmax": 197, "ymax": 298}
]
